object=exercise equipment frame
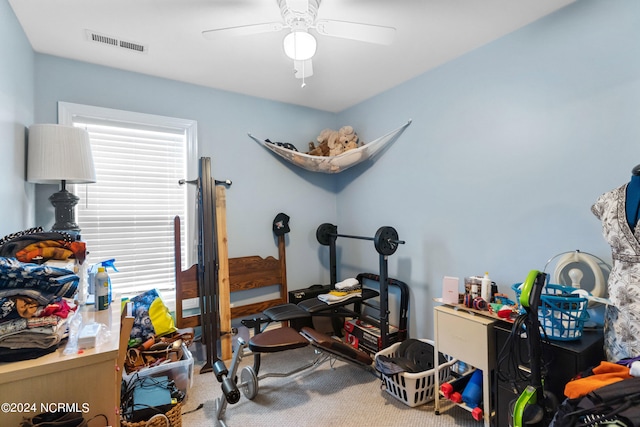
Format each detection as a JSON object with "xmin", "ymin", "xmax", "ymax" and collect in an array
[{"xmin": 318, "ymin": 223, "xmax": 405, "ymax": 350}]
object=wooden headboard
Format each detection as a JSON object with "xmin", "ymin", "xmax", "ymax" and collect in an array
[
  {"xmin": 173, "ymin": 216, "xmax": 288, "ymax": 329},
  {"xmin": 227, "ymin": 249, "xmax": 287, "ymax": 319}
]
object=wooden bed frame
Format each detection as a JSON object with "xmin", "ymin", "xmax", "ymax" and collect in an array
[{"xmin": 173, "ymin": 214, "xmax": 288, "ymax": 358}]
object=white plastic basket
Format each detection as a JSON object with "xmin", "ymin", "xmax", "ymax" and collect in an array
[{"xmin": 374, "ymin": 339, "xmax": 455, "ymax": 407}]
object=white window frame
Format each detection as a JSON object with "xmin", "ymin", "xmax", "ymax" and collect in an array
[{"xmin": 58, "ymin": 102, "xmax": 198, "ymax": 308}]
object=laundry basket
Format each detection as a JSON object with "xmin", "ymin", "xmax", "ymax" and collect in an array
[
  {"xmin": 511, "ymin": 282, "xmax": 589, "ymax": 341},
  {"xmin": 374, "ymin": 339, "xmax": 455, "ymax": 407}
]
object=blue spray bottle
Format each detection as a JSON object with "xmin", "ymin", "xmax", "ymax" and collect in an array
[{"xmin": 88, "ymin": 259, "xmax": 118, "ymax": 304}]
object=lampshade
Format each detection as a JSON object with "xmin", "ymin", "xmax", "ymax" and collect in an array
[
  {"xmin": 283, "ymin": 30, "xmax": 317, "ymax": 61},
  {"xmin": 27, "ymin": 124, "xmax": 96, "ymax": 184},
  {"xmin": 27, "ymin": 123, "xmax": 96, "ymax": 232}
]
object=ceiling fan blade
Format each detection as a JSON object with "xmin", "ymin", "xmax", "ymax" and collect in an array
[
  {"xmin": 315, "ymin": 20, "xmax": 395, "ymax": 45},
  {"xmin": 293, "ymin": 59, "xmax": 313, "ymax": 79},
  {"xmin": 202, "ymin": 22, "xmax": 284, "ymax": 39}
]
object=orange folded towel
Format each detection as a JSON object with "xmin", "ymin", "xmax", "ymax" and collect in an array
[{"xmin": 564, "ymin": 361, "xmax": 632, "ymax": 399}]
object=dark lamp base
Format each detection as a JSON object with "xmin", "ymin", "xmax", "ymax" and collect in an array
[{"xmin": 49, "ymin": 189, "xmax": 81, "ymax": 232}]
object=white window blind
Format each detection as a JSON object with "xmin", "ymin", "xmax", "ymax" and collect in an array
[{"xmin": 58, "ymin": 102, "xmax": 197, "ymax": 307}]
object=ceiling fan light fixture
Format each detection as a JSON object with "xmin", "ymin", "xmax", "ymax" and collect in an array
[{"xmin": 283, "ymin": 30, "xmax": 316, "ymax": 61}]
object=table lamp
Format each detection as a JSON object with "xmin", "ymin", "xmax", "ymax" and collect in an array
[{"xmin": 27, "ymin": 124, "xmax": 96, "ymax": 232}]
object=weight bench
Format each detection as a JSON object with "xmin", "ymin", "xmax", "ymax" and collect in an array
[
  {"xmin": 245, "ymin": 223, "xmax": 406, "ymax": 336},
  {"xmin": 213, "ymin": 325, "xmax": 374, "ymax": 427},
  {"xmin": 240, "ymin": 272, "xmax": 409, "ymax": 375},
  {"xmin": 264, "ymin": 285, "xmax": 380, "ymax": 321},
  {"xmin": 252, "ymin": 282, "xmax": 380, "ymax": 331}
]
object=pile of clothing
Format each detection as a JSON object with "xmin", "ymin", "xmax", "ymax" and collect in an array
[
  {"xmin": 0, "ymin": 227, "xmax": 83, "ymax": 361},
  {"xmin": 550, "ymin": 360, "xmax": 640, "ymax": 426},
  {"xmin": 318, "ymin": 278, "xmax": 362, "ymax": 305}
]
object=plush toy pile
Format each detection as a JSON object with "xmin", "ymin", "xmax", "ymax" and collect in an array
[{"xmin": 307, "ymin": 125, "xmax": 362, "ymax": 157}]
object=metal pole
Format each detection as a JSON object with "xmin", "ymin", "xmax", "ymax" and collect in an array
[{"xmin": 378, "ymin": 254, "xmax": 390, "ymax": 349}]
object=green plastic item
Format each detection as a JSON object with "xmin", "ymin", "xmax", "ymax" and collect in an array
[
  {"xmin": 519, "ymin": 270, "xmax": 539, "ymax": 308},
  {"xmin": 512, "ymin": 385, "xmax": 537, "ymax": 427}
]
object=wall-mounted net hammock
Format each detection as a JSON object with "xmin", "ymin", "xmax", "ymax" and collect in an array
[{"xmin": 248, "ymin": 119, "xmax": 412, "ymax": 174}]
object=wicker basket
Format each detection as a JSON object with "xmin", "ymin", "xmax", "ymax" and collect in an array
[{"xmin": 121, "ymin": 402, "xmax": 182, "ymax": 427}]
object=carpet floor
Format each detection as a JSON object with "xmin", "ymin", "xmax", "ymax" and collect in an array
[{"xmin": 180, "ymin": 345, "xmax": 482, "ymax": 427}]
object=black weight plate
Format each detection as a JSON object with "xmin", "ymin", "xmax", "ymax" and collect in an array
[
  {"xmin": 404, "ymin": 340, "xmax": 435, "ymax": 373},
  {"xmin": 316, "ymin": 223, "xmax": 336, "ymax": 246},
  {"xmin": 403, "ymin": 340, "xmax": 448, "ymax": 373},
  {"xmin": 388, "ymin": 356, "xmax": 419, "ymax": 373},
  {"xmin": 374, "ymin": 226, "xmax": 399, "ymax": 255},
  {"xmin": 395, "ymin": 338, "xmax": 420, "ymax": 358}
]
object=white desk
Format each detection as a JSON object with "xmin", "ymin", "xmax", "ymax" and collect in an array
[
  {"xmin": 433, "ymin": 304, "xmax": 496, "ymax": 427},
  {"xmin": 0, "ymin": 302, "xmax": 122, "ymax": 426}
]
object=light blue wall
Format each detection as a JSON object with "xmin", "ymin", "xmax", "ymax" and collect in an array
[
  {"xmin": 33, "ymin": 54, "xmax": 339, "ymax": 291},
  {"xmin": 0, "ymin": 0, "xmax": 35, "ymax": 236},
  {"xmin": 337, "ymin": 0, "xmax": 640, "ymax": 338},
  {"xmin": 8, "ymin": 0, "xmax": 640, "ymax": 340}
]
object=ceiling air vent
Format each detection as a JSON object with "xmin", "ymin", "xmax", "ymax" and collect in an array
[
  {"xmin": 119, "ymin": 40, "xmax": 145, "ymax": 53},
  {"xmin": 85, "ymin": 30, "xmax": 147, "ymax": 54}
]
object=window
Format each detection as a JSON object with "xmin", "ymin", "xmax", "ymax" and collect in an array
[{"xmin": 58, "ymin": 102, "xmax": 197, "ymax": 307}]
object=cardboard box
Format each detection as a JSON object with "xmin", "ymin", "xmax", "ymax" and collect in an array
[{"xmin": 344, "ymin": 319, "xmax": 399, "ymax": 355}]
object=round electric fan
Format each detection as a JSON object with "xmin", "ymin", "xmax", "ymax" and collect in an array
[{"xmin": 543, "ymin": 250, "xmax": 611, "ymax": 306}]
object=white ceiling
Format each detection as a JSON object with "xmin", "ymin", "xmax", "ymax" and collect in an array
[{"xmin": 9, "ymin": 0, "xmax": 574, "ymax": 113}]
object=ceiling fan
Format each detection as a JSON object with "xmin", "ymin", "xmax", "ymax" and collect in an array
[{"xmin": 202, "ymin": 0, "xmax": 395, "ymax": 85}]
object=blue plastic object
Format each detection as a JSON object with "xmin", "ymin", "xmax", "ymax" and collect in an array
[
  {"xmin": 511, "ymin": 282, "xmax": 589, "ymax": 341},
  {"xmin": 461, "ymin": 369, "xmax": 483, "ymax": 408}
]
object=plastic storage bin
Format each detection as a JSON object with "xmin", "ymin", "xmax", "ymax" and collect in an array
[
  {"xmin": 374, "ymin": 339, "xmax": 455, "ymax": 407},
  {"xmin": 512, "ymin": 282, "xmax": 589, "ymax": 341},
  {"xmin": 123, "ymin": 343, "xmax": 194, "ymax": 396}
]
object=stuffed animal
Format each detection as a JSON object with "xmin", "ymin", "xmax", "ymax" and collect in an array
[
  {"xmin": 307, "ymin": 140, "xmax": 329, "ymax": 156},
  {"xmin": 338, "ymin": 126, "xmax": 359, "ymax": 152},
  {"xmin": 307, "ymin": 126, "xmax": 361, "ymax": 157}
]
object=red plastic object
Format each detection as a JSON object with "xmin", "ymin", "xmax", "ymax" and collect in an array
[
  {"xmin": 440, "ymin": 383, "xmax": 454, "ymax": 399},
  {"xmin": 440, "ymin": 382, "xmax": 464, "ymax": 402},
  {"xmin": 471, "ymin": 406, "xmax": 483, "ymax": 421},
  {"xmin": 498, "ymin": 306, "xmax": 513, "ymax": 319}
]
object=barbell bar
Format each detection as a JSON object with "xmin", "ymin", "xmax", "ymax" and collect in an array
[{"xmin": 315, "ymin": 223, "xmax": 405, "ymax": 256}]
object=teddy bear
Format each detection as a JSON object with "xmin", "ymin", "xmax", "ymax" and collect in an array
[
  {"xmin": 307, "ymin": 126, "xmax": 361, "ymax": 157},
  {"xmin": 338, "ymin": 126, "xmax": 359, "ymax": 151}
]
